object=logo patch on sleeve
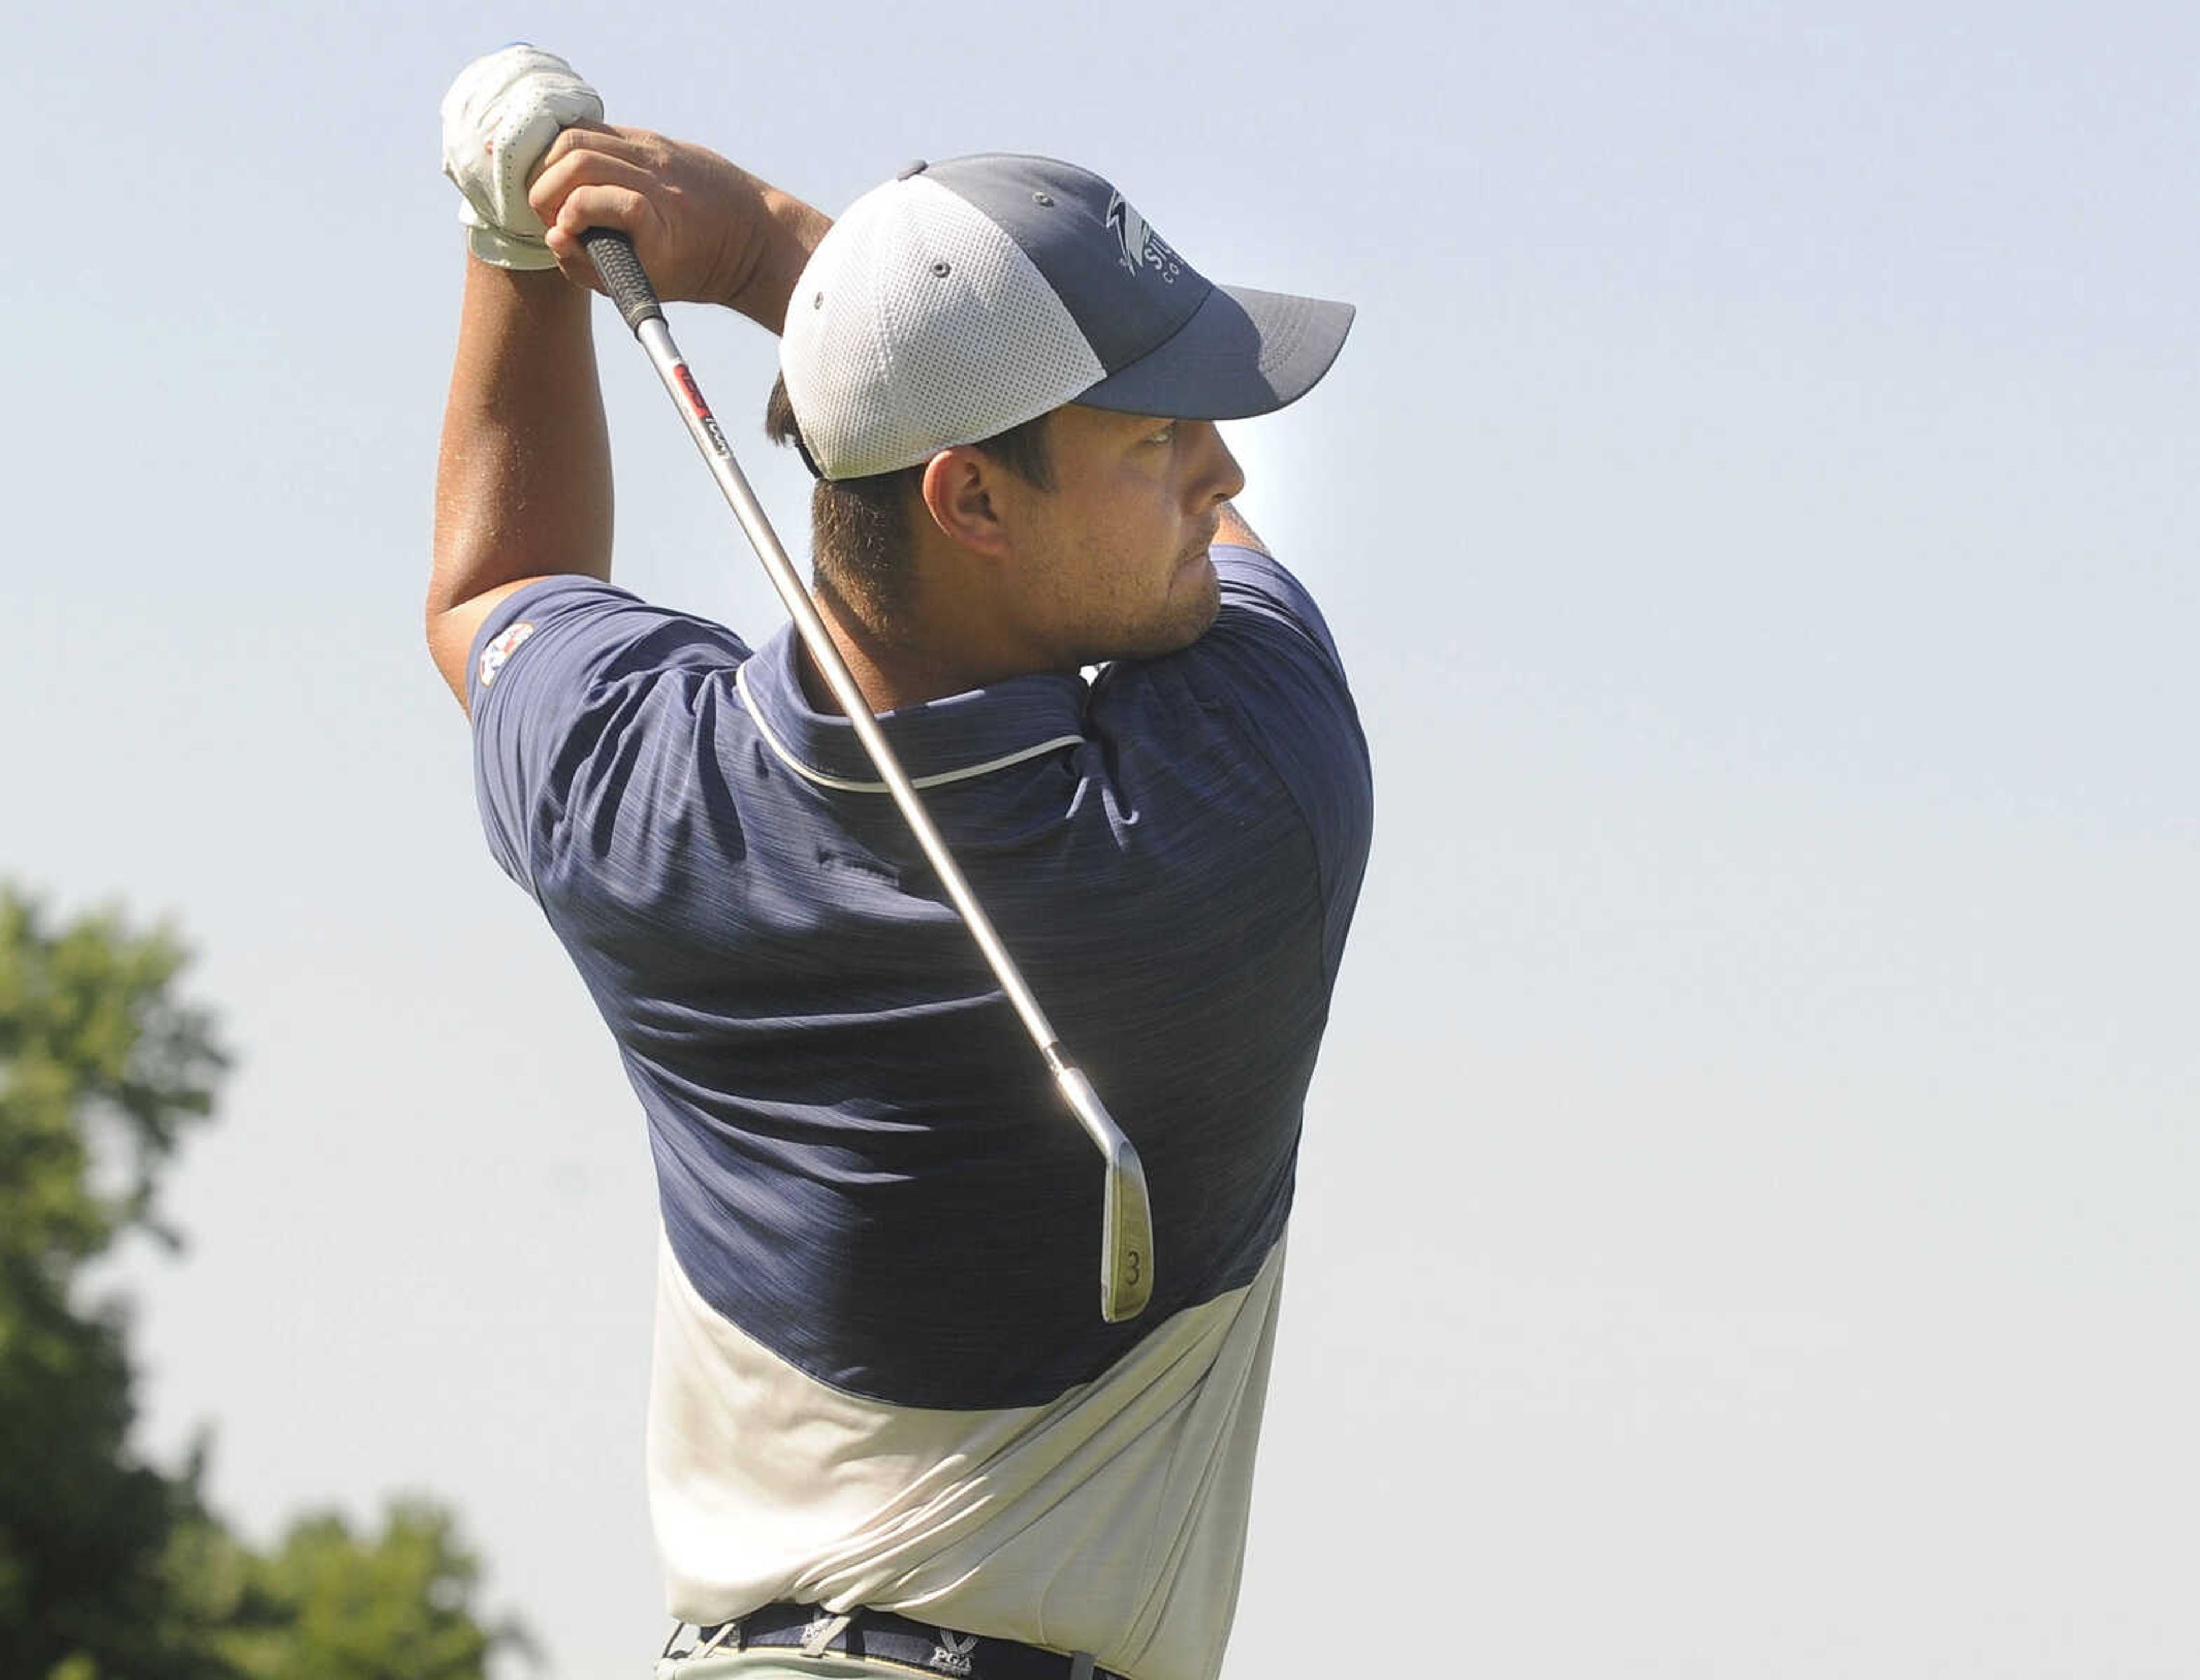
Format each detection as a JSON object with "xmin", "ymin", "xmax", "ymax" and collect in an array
[{"xmin": 478, "ymin": 621, "xmax": 536, "ymax": 689}]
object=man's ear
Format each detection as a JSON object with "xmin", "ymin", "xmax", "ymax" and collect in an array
[{"xmin": 918, "ymin": 447, "xmax": 1015, "ymax": 559}]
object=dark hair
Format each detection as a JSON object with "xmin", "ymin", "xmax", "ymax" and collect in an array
[{"xmin": 764, "ymin": 373, "xmax": 1054, "ymax": 625}]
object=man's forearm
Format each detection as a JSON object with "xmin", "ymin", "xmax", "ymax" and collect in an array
[{"xmin": 428, "ymin": 259, "xmax": 611, "ymax": 629}]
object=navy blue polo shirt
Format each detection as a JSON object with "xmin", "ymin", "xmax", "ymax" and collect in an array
[{"xmin": 468, "ymin": 545, "xmax": 1371, "ymax": 1409}]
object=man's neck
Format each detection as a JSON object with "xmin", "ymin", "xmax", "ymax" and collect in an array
[{"xmin": 799, "ymin": 585, "xmax": 1048, "ymax": 716}]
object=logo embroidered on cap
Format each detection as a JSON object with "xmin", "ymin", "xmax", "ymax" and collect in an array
[
  {"xmin": 478, "ymin": 621, "xmax": 536, "ymax": 688},
  {"xmin": 1104, "ymin": 192, "xmax": 1183, "ymax": 284},
  {"xmin": 929, "ymin": 1630, "xmax": 978, "ymax": 1675}
]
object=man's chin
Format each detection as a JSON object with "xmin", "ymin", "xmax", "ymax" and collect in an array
[
  {"xmin": 1180, "ymin": 558, "xmax": 1223, "ymax": 640},
  {"xmin": 1126, "ymin": 564, "xmax": 1223, "ymax": 660},
  {"xmin": 1078, "ymin": 558, "xmax": 1223, "ymax": 665}
]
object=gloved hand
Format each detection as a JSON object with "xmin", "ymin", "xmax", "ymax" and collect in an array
[{"xmin": 440, "ymin": 45, "xmax": 604, "ymax": 270}]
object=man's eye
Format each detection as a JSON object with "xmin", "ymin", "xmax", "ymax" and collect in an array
[{"xmin": 1145, "ymin": 423, "xmax": 1176, "ymax": 445}]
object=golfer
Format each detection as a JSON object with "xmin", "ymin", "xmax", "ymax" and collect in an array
[{"xmin": 429, "ymin": 48, "xmax": 1372, "ymax": 1680}]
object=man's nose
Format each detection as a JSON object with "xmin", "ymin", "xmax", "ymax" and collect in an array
[{"xmin": 1197, "ymin": 422, "xmax": 1246, "ymax": 505}]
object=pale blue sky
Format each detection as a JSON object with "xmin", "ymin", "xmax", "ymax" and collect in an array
[{"xmin": 6, "ymin": 2, "xmax": 2195, "ymax": 1675}]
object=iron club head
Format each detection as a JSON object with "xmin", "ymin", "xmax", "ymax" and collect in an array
[
  {"xmin": 1099, "ymin": 1134, "xmax": 1155, "ymax": 1323},
  {"xmin": 1053, "ymin": 1065, "xmax": 1154, "ymax": 1321}
]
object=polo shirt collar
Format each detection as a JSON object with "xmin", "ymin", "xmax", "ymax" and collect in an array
[{"xmin": 735, "ymin": 624, "xmax": 1089, "ymax": 793}]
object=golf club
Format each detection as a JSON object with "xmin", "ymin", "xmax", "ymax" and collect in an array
[{"xmin": 580, "ymin": 227, "xmax": 1154, "ymax": 1323}]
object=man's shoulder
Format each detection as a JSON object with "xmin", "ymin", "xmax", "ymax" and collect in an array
[
  {"xmin": 466, "ymin": 579, "xmax": 755, "ymax": 721},
  {"xmin": 1129, "ymin": 542, "xmax": 1373, "ymax": 976},
  {"xmin": 1100, "ymin": 543, "xmax": 1366, "ymax": 794},
  {"xmin": 1210, "ymin": 544, "xmax": 1350, "ymax": 675}
]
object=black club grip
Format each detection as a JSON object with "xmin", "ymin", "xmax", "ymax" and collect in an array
[{"xmin": 581, "ymin": 228, "xmax": 665, "ymax": 333}]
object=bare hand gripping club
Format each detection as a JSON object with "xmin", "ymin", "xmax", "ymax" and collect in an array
[{"xmin": 582, "ymin": 229, "xmax": 1154, "ymax": 1323}]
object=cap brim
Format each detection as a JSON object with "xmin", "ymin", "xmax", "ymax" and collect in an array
[{"xmin": 1075, "ymin": 284, "xmax": 1354, "ymax": 420}]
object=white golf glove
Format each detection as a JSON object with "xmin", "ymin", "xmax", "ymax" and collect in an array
[{"xmin": 439, "ymin": 45, "xmax": 603, "ymax": 270}]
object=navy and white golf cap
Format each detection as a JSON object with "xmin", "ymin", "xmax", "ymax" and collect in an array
[{"xmin": 780, "ymin": 154, "xmax": 1355, "ymax": 481}]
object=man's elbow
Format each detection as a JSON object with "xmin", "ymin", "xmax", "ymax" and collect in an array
[
  {"xmin": 1216, "ymin": 501, "xmax": 1272, "ymax": 557},
  {"xmin": 426, "ymin": 603, "xmax": 474, "ymax": 715}
]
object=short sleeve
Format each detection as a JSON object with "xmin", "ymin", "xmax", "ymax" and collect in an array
[
  {"xmin": 1093, "ymin": 545, "xmax": 1374, "ymax": 985},
  {"xmin": 467, "ymin": 578, "xmax": 751, "ymax": 892}
]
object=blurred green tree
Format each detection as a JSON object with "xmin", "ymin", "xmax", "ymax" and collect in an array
[
  {"xmin": 0, "ymin": 888, "xmax": 528, "ymax": 1680},
  {"xmin": 169, "ymin": 1499, "xmax": 528, "ymax": 1680}
]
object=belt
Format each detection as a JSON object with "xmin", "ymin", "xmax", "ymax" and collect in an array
[{"xmin": 669, "ymin": 1602, "xmax": 1127, "ymax": 1680}]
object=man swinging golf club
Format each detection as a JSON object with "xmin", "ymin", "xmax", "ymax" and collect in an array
[{"xmin": 429, "ymin": 45, "xmax": 1372, "ymax": 1680}]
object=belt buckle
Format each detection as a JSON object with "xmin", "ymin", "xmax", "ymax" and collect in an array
[{"xmin": 800, "ymin": 1610, "xmax": 854, "ymax": 1657}]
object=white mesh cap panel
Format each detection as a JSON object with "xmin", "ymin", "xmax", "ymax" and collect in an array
[{"xmin": 781, "ymin": 175, "xmax": 1106, "ymax": 479}]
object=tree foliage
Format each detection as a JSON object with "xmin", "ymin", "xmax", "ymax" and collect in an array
[
  {"xmin": 169, "ymin": 1500, "xmax": 531, "ymax": 1680},
  {"xmin": 0, "ymin": 887, "xmax": 527, "ymax": 1680}
]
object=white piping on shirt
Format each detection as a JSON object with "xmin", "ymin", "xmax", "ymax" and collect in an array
[{"xmin": 734, "ymin": 659, "xmax": 1084, "ymax": 794}]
